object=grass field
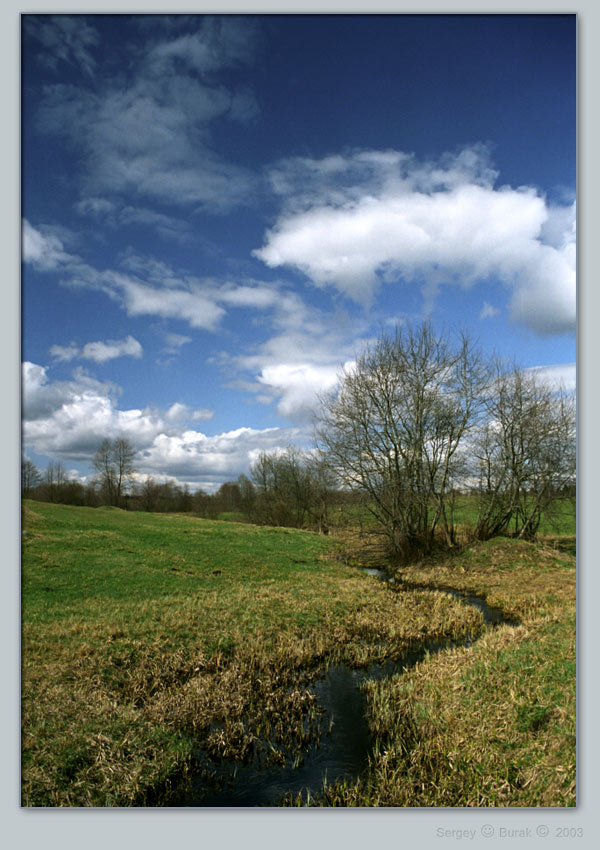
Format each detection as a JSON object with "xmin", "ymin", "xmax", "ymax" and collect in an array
[
  {"xmin": 325, "ymin": 494, "xmax": 576, "ymax": 539},
  {"xmin": 304, "ymin": 537, "xmax": 576, "ymax": 807},
  {"xmin": 22, "ymin": 501, "xmax": 487, "ymax": 807}
]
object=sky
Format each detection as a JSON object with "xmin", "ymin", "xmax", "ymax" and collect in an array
[{"xmin": 21, "ymin": 13, "xmax": 576, "ymax": 492}]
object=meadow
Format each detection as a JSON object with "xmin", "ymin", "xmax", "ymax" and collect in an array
[{"xmin": 21, "ymin": 500, "xmax": 575, "ymax": 807}]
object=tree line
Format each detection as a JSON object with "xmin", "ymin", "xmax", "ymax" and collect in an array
[
  {"xmin": 22, "ymin": 324, "xmax": 575, "ymax": 557},
  {"xmin": 21, "ymin": 442, "xmax": 343, "ymax": 526}
]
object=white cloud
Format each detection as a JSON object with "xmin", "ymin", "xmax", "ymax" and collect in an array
[
  {"xmin": 191, "ymin": 409, "xmax": 215, "ymax": 422},
  {"xmin": 165, "ymin": 402, "xmax": 213, "ymax": 423},
  {"xmin": 118, "ymin": 206, "xmax": 194, "ymax": 242},
  {"xmin": 256, "ymin": 363, "xmax": 346, "ymax": 420},
  {"xmin": 221, "ymin": 296, "xmax": 367, "ymax": 421},
  {"xmin": 115, "ymin": 276, "xmax": 227, "ymax": 330},
  {"xmin": 48, "ymin": 343, "xmax": 80, "ymax": 362},
  {"xmin": 22, "ymin": 225, "xmax": 311, "ymax": 336},
  {"xmin": 50, "ymin": 335, "xmax": 143, "ymax": 364},
  {"xmin": 22, "ymin": 220, "xmax": 73, "ymax": 271},
  {"xmin": 527, "ymin": 362, "xmax": 576, "ymax": 393},
  {"xmin": 81, "ymin": 336, "xmax": 143, "ymax": 363},
  {"xmin": 480, "ymin": 302, "xmax": 500, "ymax": 320},
  {"xmin": 254, "ymin": 147, "xmax": 576, "ymax": 335},
  {"xmin": 146, "ymin": 17, "xmax": 260, "ymax": 76},
  {"xmin": 75, "ymin": 198, "xmax": 195, "ymax": 243},
  {"xmin": 22, "ymin": 362, "xmax": 119, "ymax": 429},
  {"xmin": 138, "ymin": 426, "xmax": 295, "ymax": 485},
  {"xmin": 74, "ymin": 197, "xmax": 117, "ymax": 218},
  {"xmin": 162, "ymin": 332, "xmax": 192, "ymax": 353},
  {"xmin": 22, "ymin": 361, "xmax": 297, "ymax": 489}
]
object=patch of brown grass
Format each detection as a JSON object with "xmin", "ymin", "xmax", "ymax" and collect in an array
[{"xmin": 301, "ymin": 536, "xmax": 576, "ymax": 808}]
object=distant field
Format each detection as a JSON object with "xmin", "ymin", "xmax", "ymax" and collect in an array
[
  {"xmin": 326, "ymin": 494, "xmax": 576, "ymax": 538},
  {"xmin": 21, "ymin": 501, "xmax": 484, "ymax": 807}
]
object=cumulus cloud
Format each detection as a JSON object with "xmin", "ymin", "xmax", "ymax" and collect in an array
[
  {"xmin": 50, "ymin": 335, "xmax": 143, "ymax": 364},
  {"xmin": 165, "ymin": 403, "xmax": 214, "ymax": 423},
  {"xmin": 138, "ymin": 426, "xmax": 297, "ymax": 487},
  {"xmin": 22, "ymin": 361, "xmax": 298, "ymax": 489},
  {"xmin": 254, "ymin": 147, "xmax": 576, "ymax": 335},
  {"xmin": 256, "ymin": 363, "xmax": 347, "ymax": 419},
  {"xmin": 220, "ymin": 295, "xmax": 367, "ymax": 421},
  {"xmin": 22, "ymin": 362, "xmax": 119, "ymax": 428}
]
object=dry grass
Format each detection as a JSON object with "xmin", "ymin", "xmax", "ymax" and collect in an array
[
  {"xmin": 22, "ymin": 501, "xmax": 484, "ymax": 807},
  {"xmin": 300, "ymin": 536, "xmax": 576, "ymax": 808}
]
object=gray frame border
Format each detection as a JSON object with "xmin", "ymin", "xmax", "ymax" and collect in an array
[{"xmin": 4, "ymin": 2, "xmax": 596, "ymax": 848}]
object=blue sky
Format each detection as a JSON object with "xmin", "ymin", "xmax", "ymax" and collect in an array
[{"xmin": 21, "ymin": 13, "xmax": 576, "ymax": 492}]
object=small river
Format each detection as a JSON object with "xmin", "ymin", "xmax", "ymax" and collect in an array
[{"xmin": 172, "ymin": 567, "xmax": 513, "ymax": 807}]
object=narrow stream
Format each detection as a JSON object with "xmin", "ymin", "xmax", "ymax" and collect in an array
[{"xmin": 172, "ymin": 567, "xmax": 513, "ymax": 807}]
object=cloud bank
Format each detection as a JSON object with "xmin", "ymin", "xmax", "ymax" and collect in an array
[{"xmin": 22, "ymin": 362, "xmax": 299, "ymax": 490}]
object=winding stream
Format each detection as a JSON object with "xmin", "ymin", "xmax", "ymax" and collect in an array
[{"xmin": 172, "ymin": 566, "xmax": 513, "ymax": 807}]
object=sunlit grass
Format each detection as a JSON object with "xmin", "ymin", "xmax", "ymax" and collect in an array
[
  {"xmin": 304, "ymin": 537, "xmax": 576, "ymax": 807},
  {"xmin": 22, "ymin": 501, "xmax": 484, "ymax": 807}
]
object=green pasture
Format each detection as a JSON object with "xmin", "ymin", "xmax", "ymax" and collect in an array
[{"xmin": 22, "ymin": 501, "xmax": 484, "ymax": 806}]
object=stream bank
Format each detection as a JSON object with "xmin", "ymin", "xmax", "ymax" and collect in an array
[{"xmin": 172, "ymin": 565, "xmax": 514, "ymax": 807}]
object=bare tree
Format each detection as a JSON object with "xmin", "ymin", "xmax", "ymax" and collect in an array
[
  {"xmin": 137, "ymin": 475, "xmax": 160, "ymax": 512},
  {"xmin": 21, "ymin": 459, "xmax": 41, "ymax": 497},
  {"xmin": 316, "ymin": 323, "xmax": 489, "ymax": 557},
  {"xmin": 112, "ymin": 438, "xmax": 136, "ymax": 507},
  {"xmin": 43, "ymin": 460, "xmax": 67, "ymax": 503},
  {"xmin": 473, "ymin": 363, "xmax": 576, "ymax": 540},
  {"xmin": 93, "ymin": 439, "xmax": 116, "ymax": 505},
  {"xmin": 93, "ymin": 438, "xmax": 136, "ymax": 507},
  {"xmin": 250, "ymin": 447, "xmax": 328, "ymax": 529}
]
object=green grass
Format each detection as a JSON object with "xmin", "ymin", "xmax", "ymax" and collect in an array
[
  {"xmin": 22, "ymin": 501, "xmax": 575, "ymax": 807},
  {"xmin": 449, "ymin": 495, "xmax": 576, "ymax": 537},
  {"xmin": 323, "ymin": 494, "xmax": 576, "ymax": 538},
  {"xmin": 22, "ymin": 501, "xmax": 484, "ymax": 807}
]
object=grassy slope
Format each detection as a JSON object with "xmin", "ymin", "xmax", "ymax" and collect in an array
[
  {"xmin": 21, "ymin": 501, "xmax": 484, "ymax": 807},
  {"xmin": 310, "ymin": 538, "xmax": 576, "ymax": 807}
]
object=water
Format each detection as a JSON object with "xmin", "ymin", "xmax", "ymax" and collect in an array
[{"xmin": 170, "ymin": 568, "xmax": 513, "ymax": 807}]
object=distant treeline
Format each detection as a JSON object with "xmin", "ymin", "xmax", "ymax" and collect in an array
[{"xmin": 21, "ymin": 449, "xmax": 357, "ymax": 532}]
